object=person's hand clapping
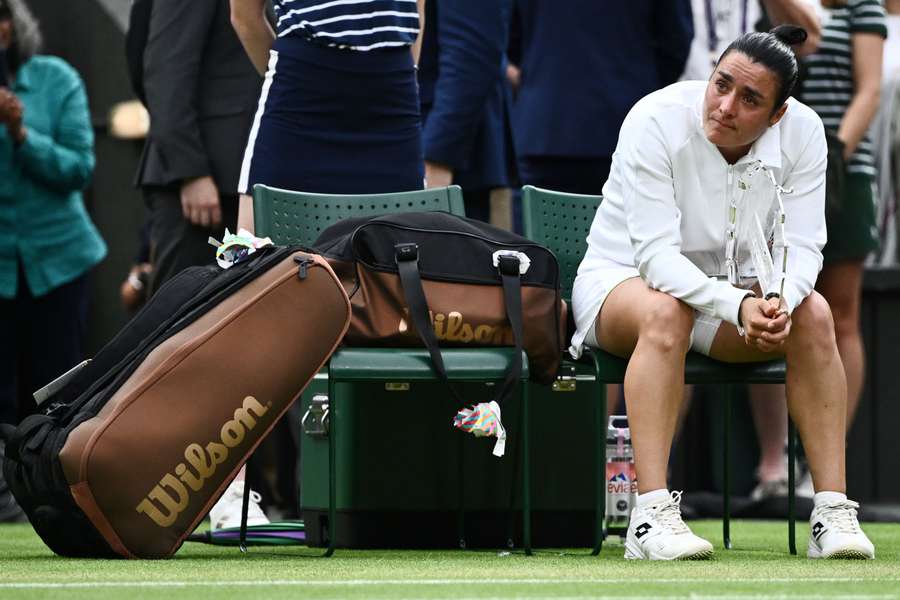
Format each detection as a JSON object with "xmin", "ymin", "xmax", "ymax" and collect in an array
[
  {"xmin": 0, "ymin": 88, "xmax": 25, "ymax": 144},
  {"xmin": 739, "ymin": 295, "xmax": 791, "ymax": 352}
]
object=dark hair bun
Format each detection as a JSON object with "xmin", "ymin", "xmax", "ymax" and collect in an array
[{"xmin": 770, "ymin": 24, "xmax": 808, "ymax": 46}]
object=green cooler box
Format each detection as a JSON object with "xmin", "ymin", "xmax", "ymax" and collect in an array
[{"xmin": 297, "ymin": 363, "xmax": 600, "ymax": 549}]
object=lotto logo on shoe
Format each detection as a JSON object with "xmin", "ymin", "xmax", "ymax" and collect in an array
[
  {"xmin": 135, "ymin": 396, "xmax": 271, "ymax": 528},
  {"xmin": 634, "ymin": 523, "xmax": 653, "ymax": 539},
  {"xmin": 812, "ymin": 521, "xmax": 826, "ymax": 541}
]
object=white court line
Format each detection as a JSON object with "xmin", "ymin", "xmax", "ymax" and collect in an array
[
  {"xmin": 0, "ymin": 591, "xmax": 898, "ymax": 600},
  {"xmin": 1, "ymin": 577, "xmax": 899, "ymax": 589}
]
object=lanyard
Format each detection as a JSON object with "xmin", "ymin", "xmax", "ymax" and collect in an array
[{"xmin": 705, "ymin": 0, "xmax": 749, "ymax": 60}]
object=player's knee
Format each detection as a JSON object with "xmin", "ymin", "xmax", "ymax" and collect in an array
[
  {"xmin": 639, "ymin": 294, "xmax": 693, "ymax": 354},
  {"xmin": 789, "ymin": 291, "xmax": 836, "ymax": 354}
]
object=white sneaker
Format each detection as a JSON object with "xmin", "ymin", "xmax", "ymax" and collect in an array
[
  {"xmin": 808, "ymin": 499, "xmax": 874, "ymax": 559},
  {"xmin": 624, "ymin": 491, "xmax": 713, "ymax": 560},
  {"xmin": 208, "ymin": 480, "xmax": 270, "ymax": 531}
]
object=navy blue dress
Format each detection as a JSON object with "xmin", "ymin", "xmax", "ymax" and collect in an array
[{"xmin": 238, "ymin": 0, "xmax": 425, "ymax": 195}]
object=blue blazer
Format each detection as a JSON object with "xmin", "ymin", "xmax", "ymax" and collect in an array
[
  {"xmin": 510, "ymin": 0, "xmax": 693, "ymax": 160},
  {"xmin": 418, "ymin": 0, "xmax": 513, "ymax": 190}
]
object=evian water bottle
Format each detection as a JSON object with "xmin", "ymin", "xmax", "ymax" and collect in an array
[{"xmin": 605, "ymin": 415, "xmax": 637, "ymax": 539}]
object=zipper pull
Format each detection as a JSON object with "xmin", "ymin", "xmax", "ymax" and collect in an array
[
  {"xmin": 44, "ymin": 401, "xmax": 65, "ymax": 417},
  {"xmin": 294, "ymin": 256, "xmax": 313, "ymax": 280}
]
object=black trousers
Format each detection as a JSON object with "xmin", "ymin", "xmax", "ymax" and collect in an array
[
  {"xmin": 517, "ymin": 156, "xmax": 612, "ymax": 196},
  {"xmin": 0, "ymin": 262, "xmax": 89, "ymax": 425},
  {"xmin": 145, "ymin": 186, "xmax": 239, "ymax": 296},
  {"xmin": 463, "ymin": 188, "xmax": 492, "ymax": 223}
]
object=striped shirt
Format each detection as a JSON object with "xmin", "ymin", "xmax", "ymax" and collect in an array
[
  {"xmin": 800, "ymin": 0, "xmax": 887, "ymax": 177},
  {"xmin": 273, "ymin": 0, "xmax": 419, "ymax": 51}
]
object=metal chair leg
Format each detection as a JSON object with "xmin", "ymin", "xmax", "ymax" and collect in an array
[
  {"xmin": 592, "ymin": 382, "xmax": 606, "ymax": 556},
  {"xmin": 788, "ymin": 418, "xmax": 797, "ymax": 555},
  {"xmin": 505, "ymin": 403, "xmax": 520, "ymax": 550},
  {"xmin": 325, "ymin": 378, "xmax": 337, "ymax": 557},
  {"xmin": 723, "ymin": 384, "xmax": 732, "ymax": 550},
  {"xmin": 457, "ymin": 428, "xmax": 466, "ymax": 549},
  {"xmin": 239, "ymin": 454, "xmax": 252, "ymax": 553},
  {"xmin": 522, "ymin": 382, "xmax": 532, "ymax": 556}
]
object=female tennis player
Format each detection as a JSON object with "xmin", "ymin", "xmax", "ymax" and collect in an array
[{"xmin": 571, "ymin": 26, "xmax": 874, "ymax": 561}]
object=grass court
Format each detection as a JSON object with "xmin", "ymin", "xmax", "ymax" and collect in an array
[{"xmin": 1, "ymin": 520, "xmax": 899, "ymax": 599}]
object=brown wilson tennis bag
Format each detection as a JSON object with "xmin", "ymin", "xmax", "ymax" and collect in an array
[
  {"xmin": 1, "ymin": 247, "xmax": 350, "ymax": 558},
  {"xmin": 314, "ymin": 212, "xmax": 566, "ymax": 400}
]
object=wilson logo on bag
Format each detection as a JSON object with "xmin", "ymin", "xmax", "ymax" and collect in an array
[
  {"xmin": 135, "ymin": 396, "xmax": 270, "ymax": 527},
  {"xmin": 398, "ymin": 310, "xmax": 515, "ymax": 344}
]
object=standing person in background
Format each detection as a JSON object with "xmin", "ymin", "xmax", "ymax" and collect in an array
[
  {"xmin": 232, "ymin": 0, "xmax": 426, "ymax": 233},
  {"xmin": 882, "ymin": 0, "xmax": 900, "ymax": 77},
  {"xmin": 0, "ymin": 0, "xmax": 105, "ymax": 521},
  {"xmin": 135, "ymin": 0, "xmax": 261, "ymax": 295},
  {"xmin": 801, "ymin": 0, "xmax": 886, "ymax": 491},
  {"xmin": 0, "ymin": 0, "xmax": 105, "ymax": 423},
  {"xmin": 681, "ymin": 0, "xmax": 823, "ymax": 502},
  {"xmin": 507, "ymin": 0, "xmax": 692, "ymax": 414},
  {"xmin": 508, "ymin": 1, "xmax": 693, "ymax": 197},
  {"xmin": 134, "ymin": 0, "xmax": 267, "ymax": 529},
  {"xmin": 230, "ymin": 0, "xmax": 425, "ymax": 527},
  {"xmin": 870, "ymin": 0, "xmax": 900, "ymax": 264},
  {"xmin": 682, "ymin": 0, "xmax": 821, "ymax": 82},
  {"xmin": 417, "ymin": 0, "xmax": 513, "ymax": 225}
]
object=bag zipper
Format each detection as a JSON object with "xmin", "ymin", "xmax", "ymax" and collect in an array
[
  {"xmin": 54, "ymin": 246, "xmax": 301, "ymax": 426},
  {"xmin": 294, "ymin": 256, "xmax": 314, "ymax": 280},
  {"xmin": 349, "ymin": 223, "xmax": 560, "ymax": 289}
]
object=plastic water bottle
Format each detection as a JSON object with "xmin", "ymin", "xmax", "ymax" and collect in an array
[{"xmin": 605, "ymin": 415, "xmax": 637, "ymax": 539}]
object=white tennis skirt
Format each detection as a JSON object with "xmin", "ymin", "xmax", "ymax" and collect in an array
[{"xmin": 569, "ymin": 261, "xmax": 724, "ymax": 359}]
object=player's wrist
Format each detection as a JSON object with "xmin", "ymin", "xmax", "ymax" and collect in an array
[{"xmin": 737, "ymin": 291, "xmax": 757, "ymax": 336}]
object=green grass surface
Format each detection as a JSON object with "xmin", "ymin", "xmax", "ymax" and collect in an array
[{"xmin": 1, "ymin": 520, "xmax": 899, "ymax": 599}]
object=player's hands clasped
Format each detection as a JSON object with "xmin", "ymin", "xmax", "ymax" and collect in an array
[{"xmin": 739, "ymin": 295, "xmax": 790, "ymax": 353}]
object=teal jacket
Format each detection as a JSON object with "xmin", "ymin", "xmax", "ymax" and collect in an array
[{"xmin": 0, "ymin": 55, "xmax": 106, "ymax": 299}]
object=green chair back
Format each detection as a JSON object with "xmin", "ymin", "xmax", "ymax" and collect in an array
[
  {"xmin": 521, "ymin": 185, "xmax": 601, "ymax": 304},
  {"xmin": 252, "ymin": 184, "xmax": 466, "ymax": 246}
]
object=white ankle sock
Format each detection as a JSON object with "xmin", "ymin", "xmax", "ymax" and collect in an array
[
  {"xmin": 814, "ymin": 491, "xmax": 847, "ymax": 506},
  {"xmin": 637, "ymin": 489, "xmax": 670, "ymax": 508}
]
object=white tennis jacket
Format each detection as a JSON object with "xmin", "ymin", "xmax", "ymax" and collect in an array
[{"xmin": 571, "ymin": 81, "xmax": 828, "ymax": 357}]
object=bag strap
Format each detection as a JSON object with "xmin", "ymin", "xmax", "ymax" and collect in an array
[
  {"xmin": 395, "ymin": 244, "xmax": 465, "ymax": 405},
  {"xmin": 394, "ymin": 244, "xmax": 524, "ymax": 407},
  {"xmin": 494, "ymin": 255, "xmax": 525, "ymax": 404}
]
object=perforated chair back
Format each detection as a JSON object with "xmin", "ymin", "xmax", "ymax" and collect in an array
[
  {"xmin": 521, "ymin": 185, "xmax": 601, "ymax": 304},
  {"xmin": 252, "ymin": 184, "xmax": 466, "ymax": 246}
]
